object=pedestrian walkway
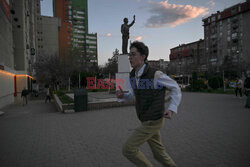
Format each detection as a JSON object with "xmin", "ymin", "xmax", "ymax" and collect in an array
[{"xmin": 0, "ymin": 93, "xmax": 249, "ymax": 167}]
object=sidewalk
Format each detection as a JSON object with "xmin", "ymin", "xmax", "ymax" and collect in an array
[{"xmin": 0, "ymin": 92, "xmax": 250, "ymax": 167}]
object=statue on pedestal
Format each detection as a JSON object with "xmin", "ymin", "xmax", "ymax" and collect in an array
[{"xmin": 121, "ymin": 15, "xmax": 135, "ymax": 54}]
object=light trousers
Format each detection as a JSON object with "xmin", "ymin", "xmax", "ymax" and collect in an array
[{"xmin": 122, "ymin": 117, "xmax": 176, "ymax": 167}]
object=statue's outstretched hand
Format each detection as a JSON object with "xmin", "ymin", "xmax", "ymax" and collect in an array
[{"xmin": 133, "ymin": 15, "xmax": 136, "ymax": 21}]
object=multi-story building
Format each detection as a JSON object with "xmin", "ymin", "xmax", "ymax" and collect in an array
[
  {"xmin": 86, "ymin": 33, "xmax": 98, "ymax": 63},
  {"xmin": 202, "ymin": 0, "xmax": 250, "ymax": 74},
  {"xmin": 0, "ymin": 0, "xmax": 14, "ymax": 108},
  {"xmin": 53, "ymin": 0, "xmax": 98, "ymax": 64},
  {"xmin": 38, "ymin": 16, "xmax": 60, "ymax": 57},
  {"xmin": 0, "ymin": 0, "xmax": 40, "ymax": 108},
  {"xmin": 147, "ymin": 59, "xmax": 169, "ymax": 72},
  {"xmin": 169, "ymin": 39, "xmax": 205, "ymax": 76}
]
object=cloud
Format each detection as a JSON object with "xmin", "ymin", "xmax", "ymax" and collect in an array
[
  {"xmin": 208, "ymin": 0, "xmax": 215, "ymax": 6},
  {"xmin": 145, "ymin": 0, "xmax": 209, "ymax": 28},
  {"xmin": 135, "ymin": 36, "xmax": 143, "ymax": 41},
  {"xmin": 106, "ymin": 33, "xmax": 112, "ymax": 37},
  {"xmin": 98, "ymin": 33, "xmax": 113, "ymax": 37}
]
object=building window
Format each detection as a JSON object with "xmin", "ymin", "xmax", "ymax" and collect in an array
[
  {"xmin": 231, "ymin": 8, "xmax": 237, "ymax": 15},
  {"xmin": 232, "ymin": 33, "xmax": 237, "ymax": 39},
  {"xmin": 218, "ymin": 14, "xmax": 221, "ymax": 20},
  {"xmin": 232, "ymin": 46, "xmax": 237, "ymax": 52},
  {"xmin": 211, "ymin": 16, "xmax": 216, "ymax": 22},
  {"xmin": 238, "ymin": 6, "xmax": 241, "ymax": 12}
]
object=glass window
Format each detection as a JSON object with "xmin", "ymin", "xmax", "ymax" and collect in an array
[
  {"xmin": 231, "ymin": 8, "xmax": 236, "ymax": 15},
  {"xmin": 211, "ymin": 16, "xmax": 216, "ymax": 22},
  {"xmin": 218, "ymin": 14, "xmax": 221, "ymax": 20}
]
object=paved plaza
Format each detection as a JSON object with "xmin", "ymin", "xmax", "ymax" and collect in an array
[{"xmin": 0, "ymin": 92, "xmax": 250, "ymax": 167}]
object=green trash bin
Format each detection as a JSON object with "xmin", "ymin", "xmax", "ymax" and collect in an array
[{"xmin": 74, "ymin": 88, "xmax": 88, "ymax": 112}]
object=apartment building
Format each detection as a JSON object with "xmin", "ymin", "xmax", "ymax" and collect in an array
[
  {"xmin": 38, "ymin": 16, "xmax": 60, "ymax": 57},
  {"xmin": 169, "ymin": 39, "xmax": 205, "ymax": 76},
  {"xmin": 0, "ymin": 0, "xmax": 40, "ymax": 108},
  {"xmin": 147, "ymin": 59, "xmax": 169, "ymax": 72},
  {"xmin": 53, "ymin": 0, "xmax": 98, "ymax": 64},
  {"xmin": 202, "ymin": 0, "xmax": 250, "ymax": 74}
]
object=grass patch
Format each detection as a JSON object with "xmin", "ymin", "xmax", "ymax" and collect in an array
[
  {"xmin": 59, "ymin": 95, "xmax": 74, "ymax": 104},
  {"xmin": 56, "ymin": 90, "xmax": 74, "ymax": 104}
]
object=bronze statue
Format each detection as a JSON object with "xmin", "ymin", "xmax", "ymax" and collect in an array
[{"xmin": 121, "ymin": 15, "xmax": 135, "ymax": 54}]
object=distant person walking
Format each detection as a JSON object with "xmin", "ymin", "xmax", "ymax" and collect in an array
[
  {"xmin": 21, "ymin": 88, "xmax": 29, "ymax": 106},
  {"xmin": 45, "ymin": 86, "xmax": 51, "ymax": 103},
  {"xmin": 235, "ymin": 78, "xmax": 243, "ymax": 97}
]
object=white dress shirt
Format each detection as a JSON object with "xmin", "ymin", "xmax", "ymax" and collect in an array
[{"xmin": 120, "ymin": 64, "xmax": 182, "ymax": 113}]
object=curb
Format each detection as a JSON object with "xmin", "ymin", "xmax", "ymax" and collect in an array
[
  {"xmin": 0, "ymin": 111, "xmax": 4, "ymax": 116},
  {"xmin": 53, "ymin": 92, "xmax": 171, "ymax": 113}
]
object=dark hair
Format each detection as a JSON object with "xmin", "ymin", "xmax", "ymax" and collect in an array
[{"xmin": 130, "ymin": 41, "xmax": 149, "ymax": 62}]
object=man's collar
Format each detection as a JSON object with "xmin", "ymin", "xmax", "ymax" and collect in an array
[{"xmin": 136, "ymin": 64, "xmax": 146, "ymax": 78}]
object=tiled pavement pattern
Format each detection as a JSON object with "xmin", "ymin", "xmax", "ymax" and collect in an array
[{"xmin": 0, "ymin": 92, "xmax": 249, "ymax": 167}]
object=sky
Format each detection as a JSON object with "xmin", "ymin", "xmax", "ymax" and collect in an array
[{"xmin": 41, "ymin": 0, "xmax": 245, "ymax": 66}]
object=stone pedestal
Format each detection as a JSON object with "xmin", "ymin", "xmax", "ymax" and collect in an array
[{"xmin": 115, "ymin": 54, "xmax": 131, "ymax": 91}]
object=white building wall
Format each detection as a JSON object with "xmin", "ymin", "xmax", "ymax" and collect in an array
[{"xmin": 0, "ymin": 71, "xmax": 14, "ymax": 109}]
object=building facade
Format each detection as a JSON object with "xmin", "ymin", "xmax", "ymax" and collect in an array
[
  {"xmin": 38, "ymin": 16, "xmax": 60, "ymax": 57},
  {"xmin": 0, "ymin": 0, "xmax": 40, "ymax": 109},
  {"xmin": 202, "ymin": 0, "xmax": 250, "ymax": 74},
  {"xmin": 147, "ymin": 59, "xmax": 169, "ymax": 73},
  {"xmin": 169, "ymin": 39, "xmax": 205, "ymax": 76},
  {"xmin": 53, "ymin": 0, "xmax": 98, "ymax": 64}
]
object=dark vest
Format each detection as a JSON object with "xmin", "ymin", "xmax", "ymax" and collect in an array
[{"xmin": 130, "ymin": 64, "xmax": 166, "ymax": 122}]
